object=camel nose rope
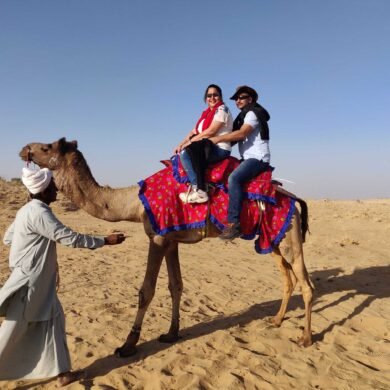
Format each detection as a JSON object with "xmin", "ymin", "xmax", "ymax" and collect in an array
[{"xmin": 25, "ymin": 146, "xmax": 33, "ymax": 167}]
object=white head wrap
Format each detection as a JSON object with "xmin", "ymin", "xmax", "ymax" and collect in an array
[{"xmin": 21, "ymin": 167, "xmax": 53, "ymax": 194}]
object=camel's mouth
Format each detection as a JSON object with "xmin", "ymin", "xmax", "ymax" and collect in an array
[{"xmin": 19, "ymin": 145, "xmax": 33, "ymax": 163}]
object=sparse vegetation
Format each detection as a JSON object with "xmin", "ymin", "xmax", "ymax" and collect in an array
[{"xmin": 11, "ymin": 178, "xmax": 22, "ymax": 184}]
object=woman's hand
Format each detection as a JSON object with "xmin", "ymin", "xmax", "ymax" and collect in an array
[
  {"xmin": 181, "ymin": 138, "xmax": 192, "ymax": 150},
  {"xmin": 174, "ymin": 129, "xmax": 197, "ymax": 154},
  {"xmin": 173, "ymin": 138, "xmax": 191, "ymax": 154},
  {"xmin": 173, "ymin": 143, "xmax": 184, "ymax": 154}
]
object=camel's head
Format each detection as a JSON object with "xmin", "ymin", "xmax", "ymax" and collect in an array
[{"xmin": 19, "ymin": 137, "xmax": 78, "ymax": 170}]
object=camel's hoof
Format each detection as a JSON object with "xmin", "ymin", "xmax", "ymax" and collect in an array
[
  {"xmin": 268, "ymin": 316, "xmax": 282, "ymax": 327},
  {"xmin": 158, "ymin": 333, "xmax": 180, "ymax": 343},
  {"xmin": 115, "ymin": 345, "xmax": 138, "ymax": 358},
  {"xmin": 297, "ymin": 336, "xmax": 313, "ymax": 348}
]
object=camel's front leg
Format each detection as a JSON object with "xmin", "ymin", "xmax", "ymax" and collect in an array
[
  {"xmin": 115, "ymin": 237, "xmax": 166, "ymax": 357},
  {"xmin": 271, "ymin": 247, "xmax": 297, "ymax": 327},
  {"xmin": 159, "ymin": 241, "xmax": 183, "ymax": 343}
]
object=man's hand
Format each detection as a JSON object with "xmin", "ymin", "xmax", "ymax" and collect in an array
[{"xmin": 104, "ymin": 233, "xmax": 126, "ymax": 245}]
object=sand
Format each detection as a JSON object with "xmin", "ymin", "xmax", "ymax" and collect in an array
[{"xmin": 0, "ymin": 178, "xmax": 389, "ymax": 390}]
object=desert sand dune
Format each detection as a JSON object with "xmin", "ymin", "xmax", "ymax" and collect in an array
[{"xmin": 0, "ymin": 179, "xmax": 389, "ymax": 389}]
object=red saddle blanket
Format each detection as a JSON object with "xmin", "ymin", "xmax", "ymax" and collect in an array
[{"xmin": 138, "ymin": 156, "xmax": 295, "ymax": 254}]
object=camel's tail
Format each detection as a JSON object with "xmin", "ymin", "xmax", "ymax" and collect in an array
[{"xmin": 295, "ymin": 198, "xmax": 309, "ymax": 243}]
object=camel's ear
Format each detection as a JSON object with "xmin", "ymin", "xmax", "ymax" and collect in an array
[
  {"xmin": 57, "ymin": 137, "xmax": 77, "ymax": 154},
  {"xmin": 58, "ymin": 137, "xmax": 67, "ymax": 154}
]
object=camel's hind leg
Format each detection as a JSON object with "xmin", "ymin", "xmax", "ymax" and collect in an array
[
  {"xmin": 159, "ymin": 241, "xmax": 183, "ymax": 343},
  {"xmin": 271, "ymin": 247, "xmax": 297, "ymax": 327},
  {"xmin": 288, "ymin": 209, "xmax": 314, "ymax": 347},
  {"xmin": 115, "ymin": 236, "xmax": 166, "ymax": 357}
]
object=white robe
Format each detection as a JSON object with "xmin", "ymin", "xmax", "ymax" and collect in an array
[
  {"xmin": 0, "ymin": 289, "xmax": 71, "ymax": 380},
  {"xmin": 0, "ymin": 199, "xmax": 105, "ymax": 380}
]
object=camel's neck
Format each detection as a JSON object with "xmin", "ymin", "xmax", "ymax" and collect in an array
[{"xmin": 53, "ymin": 154, "xmax": 143, "ymax": 222}]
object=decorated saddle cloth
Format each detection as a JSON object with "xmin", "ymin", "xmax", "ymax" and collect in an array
[{"xmin": 138, "ymin": 156, "xmax": 295, "ymax": 254}]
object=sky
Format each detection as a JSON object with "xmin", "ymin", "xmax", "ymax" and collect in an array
[{"xmin": 0, "ymin": 0, "xmax": 389, "ymax": 199}]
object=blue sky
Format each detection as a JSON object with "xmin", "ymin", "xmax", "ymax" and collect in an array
[{"xmin": 0, "ymin": 0, "xmax": 389, "ymax": 199}]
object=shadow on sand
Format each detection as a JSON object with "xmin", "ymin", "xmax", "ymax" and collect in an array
[
  {"xmin": 310, "ymin": 264, "xmax": 389, "ymax": 342},
  {"xmin": 14, "ymin": 265, "xmax": 389, "ymax": 389}
]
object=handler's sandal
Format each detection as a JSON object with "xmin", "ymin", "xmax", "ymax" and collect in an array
[
  {"xmin": 179, "ymin": 189, "xmax": 209, "ymax": 204},
  {"xmin": 219, "ymin": 223, "xmax": 242, "ymax": 241}
]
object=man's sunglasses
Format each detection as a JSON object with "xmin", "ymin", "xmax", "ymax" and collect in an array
[{"xmin": 235, "ymin": 95, "xmax": 250, "ymax": 101}]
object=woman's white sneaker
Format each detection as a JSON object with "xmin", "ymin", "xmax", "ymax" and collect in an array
[{"xmin": 179, "ymin": 189, "xmax": 208, "ymax": 204}]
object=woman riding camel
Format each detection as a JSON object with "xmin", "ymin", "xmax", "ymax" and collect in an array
[{"xmin": 174, "ymin": 84, "xmax": 233, "ymax": 204}]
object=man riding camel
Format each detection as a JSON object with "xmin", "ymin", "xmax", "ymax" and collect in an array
[{"xmin": 210, "ymin": 85, "xmax": 271, "ymax": 241}]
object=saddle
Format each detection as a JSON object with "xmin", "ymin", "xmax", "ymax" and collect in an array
[
  {"xmin": 170, "ymin": 155, "xmax": 277, "ymax": 203},
  {"xmin": 138, "ymin": 156, "xmax": 295, "ymax": 254}
]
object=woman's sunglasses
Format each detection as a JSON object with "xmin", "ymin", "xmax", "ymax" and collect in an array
[{"xmin": 207, "ymin": 93, "xmax": 220, "ymax": 98}]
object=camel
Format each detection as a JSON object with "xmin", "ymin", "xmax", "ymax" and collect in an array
[{"xmin": 19, "ymin": 137, "xmax": 314, "ymax": 355}]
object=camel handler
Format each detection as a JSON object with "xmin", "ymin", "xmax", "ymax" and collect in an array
[{"xmin": 0, "ymin": 167, "xmax": 125, "ymax": 386}]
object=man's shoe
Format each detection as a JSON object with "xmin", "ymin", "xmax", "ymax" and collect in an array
[
  {"xmin": 219, "ymin": 223, "xmax": 241, "ymax": 241},
  {"xmin": 179, "ymin": 189, "xmax": 209, "ymax": 204}
]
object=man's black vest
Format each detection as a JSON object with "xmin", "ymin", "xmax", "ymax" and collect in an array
[{"xmin": 233, "ymin": 103, "xmax": 270, "ymax": 141}]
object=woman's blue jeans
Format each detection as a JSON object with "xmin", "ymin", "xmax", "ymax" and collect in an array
[
  {"xmin": 227, "ymin": 158, "xmax": 270, "ymax": 224},
  {"xmin": 180, "ymin": 144, "xmax": 230, "ymax": 186}
]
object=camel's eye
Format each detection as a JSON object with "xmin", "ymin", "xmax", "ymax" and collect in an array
[{"xmin": 41, "ymin": 144, "xmax": 52, "ymax": 152}]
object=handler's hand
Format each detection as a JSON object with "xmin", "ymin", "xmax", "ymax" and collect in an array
[
  {"xmin": 104, "ymin": 233, "xmax": 126, "ymax": 245},
  {"xmin": 209, "ymin": 136, "xmax": 218, "ymax": 144}
]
